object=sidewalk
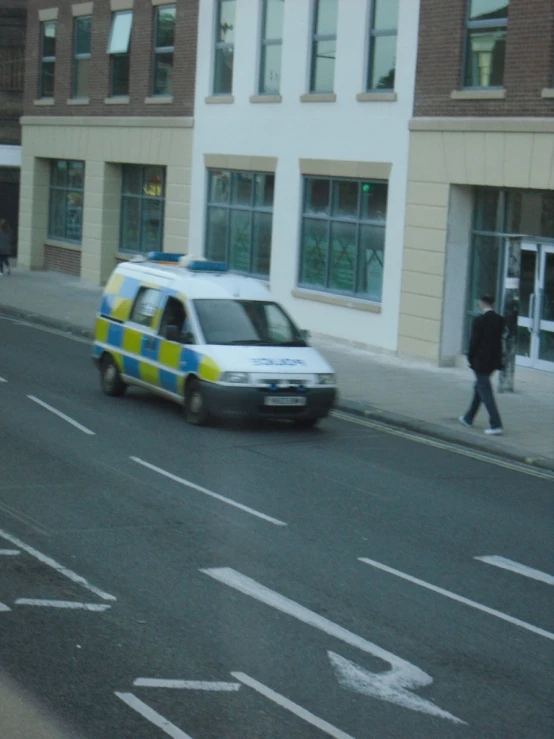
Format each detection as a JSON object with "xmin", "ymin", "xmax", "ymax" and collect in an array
[{"xmin": 1, "ymin": 268, "xmax": 553, "ymax": 470}]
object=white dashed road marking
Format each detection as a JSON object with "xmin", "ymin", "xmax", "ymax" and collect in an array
[
  {"xmin": 27, "ymin": 395, "xmax": 95, "ymax": 435},
  {"xmin": 475, "ymin": 555, "xmax": 554, "ymax": 586},
  {"xmin": 131, "ymin": 457, "xmax": 287, "ymax": 527},
  {"xmin": 359, "ymin": 557, "xmax": 554, "ymax": 641},
  {"xmin": 115, "ymin": 693, "xmax": 193, "ymax": 739},
  {"xmin": 0, "ymin": 527, "xmax": 116, "ymax": 601},
  {"xmin": 15, "ymin": 599, "xmax": 111, "ymax": 611}
]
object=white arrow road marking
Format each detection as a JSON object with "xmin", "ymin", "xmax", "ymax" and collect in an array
[
  {"xmin": 202, "ymin": 567, "xmax": 464, "ymax": 723},
  {"xmin": 0, "ymin": 527, "xmax": 116, "ymax": 601},
  {"xmin": 131, "ymin": 457, "xmax": 287, "ymax": 527},
  {"xmin": 0, "ymin": 376, "xmax": 7, "ymax": 382},
  {"xmin": 133, "ymin": 679, "xmax": 240, "ymax": 691},
  {"xmin": 0, "ymin": 549, "xmax": 20, "ymax": 556},
  {"xmin": 115, "ymin": 692, "xmax": 193, "ymax": 739},
  {"xmin": 15, "ymin": 599, "xmax": 111, "ymax": 611},
  {"xmin": 0, "ymin": 602, "xmax": 10, "ymax": 612},
  {"xmin": 27, "ymin": 395, "xmax": 95, "ymax": 435},
  {"xmin": 475, "ymin": 555, "xmax": 554, "ymax": 586},
  {"xmin": 328, "ymin": 652, "xmax": 464, "ymax": 724},
  {"xmin": 232, "ymin": 672, "xmax": 356, "ymax": 739},
  {"xmin": 359, "ymin": 557, "xmax": 554, "ymax": 641}
]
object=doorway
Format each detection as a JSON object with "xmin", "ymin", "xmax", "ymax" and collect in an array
[{"xmin": 516, "ymin": 241, "xmax": 554, "ymax": 372}]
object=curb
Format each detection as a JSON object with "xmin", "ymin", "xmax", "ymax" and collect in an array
[
  {"xmin": 335, "ymin": 402, "xmax": 554, "ymax": 474},
  {"xmin": 2, "ymin": 304, "xmax": 553, "ymax": 475},
  {"xmin": 0, "ymin": 304, "xmax": 93, "ymax": 340}
]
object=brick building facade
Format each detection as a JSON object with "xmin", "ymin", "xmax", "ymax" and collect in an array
[
  {"xmin": 18, "ymin": 0, "xmax": 198, "ymax": 284},
  {"xmin": 0, "ymin": 0, "xmax": 26, "ymax": 257},
  {"xmin": 399, "ymin": 0, "xmax": 554, "ymax": 374}
]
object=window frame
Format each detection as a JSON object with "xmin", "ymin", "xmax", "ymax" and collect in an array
[
  {"xmin": 48, "ymin": 160, "xmax": 85, "ymax": 245},
  {"xmin": 258, "ymin": 0, "xmax": 284, "ymax": 95},
  {"xmin": 366, "ymin": 0, "xmax": 399, "ymax": 92},
  {"xmin": 213, "ymin": 0, "xmax": 236, "ymax": 95},
  {"xmin": 205, "ymin": 169, "xmax": 275, "ymax": 279},
  {"xmin": 40, "ymin": 20, "xmax": 56, "ymax": 99},
  {"xmin": 463, "ymin": 0, "xmax": 509, "ymax": 90},
  {"xmin": 152, "ymin": 4, "xmax": 176, "ymax": 97},
  {"xmin": 119, "ymin": 165, "xmax": 166, "ymax": 254},
  {"xmin": 107, "ymin": 10, "xmax": 132, "ymax": 97},
  {"xmin": 72, "ymin": 15, "xmax": 91, "ymax": 99},
  {"xmin": 298, "ymin": 176, "xmax": 388, "ymax": 303},
  {"xmin": 309, "ymin": 0, "xmax": 338, "ymax": 94}
]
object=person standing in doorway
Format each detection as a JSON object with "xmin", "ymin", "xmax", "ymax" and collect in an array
[
  {"xmin": 459, "ymin": 295, "xmax": 504, "ymax": 435},
  {"xmin": 0, "ymin": 219, "xmax": 13, "ymax": 276}
]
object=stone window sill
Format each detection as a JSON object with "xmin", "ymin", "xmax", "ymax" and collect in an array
[
  {"xmin": 205, "ymin": 95, "xmax": 234, "ymax": 104},
  {"xmin": 145, "ymin": 95, "xmax": 173, "ymax": 104},
  {"xmin": 450, "ymin": 88, "xmax": 506, "ymax": 100},
  {"xmin": 67, "ymin": 97, "xmax": 90, "ymax": 105},
  {"xmin": 249, "ymin": 94, "xmax": 282, "ymax": 104},
  {"xmin": 45, "ymin": 239, "xmax": 81, "ymax": 251},
  {"xmin": 104, "ymin": 96, "xmax": 130, "ymax": 104},
  {"xmin": 292, "ymin": 288, "xmax": 381, "ymax": 313},
  {"xmin": 356, "ymin": 91, "xmax": 397, "ymax": 102},
  {"xmin": 541, "ymin": 88, "xmax": 554, "ymax": 99},
  {"xmin": 34, "ymin": 98, "xmax": 55, "ymax": 106},
  {"xmin": 300, "ymin": 93, "xmax": 336, "ymax": 103}
]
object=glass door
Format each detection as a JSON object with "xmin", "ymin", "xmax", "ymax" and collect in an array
[
  {"xmin": 516, "ymin": 242, "xmax": 554, "ymax": 372},
  {"xmin": 536, "ymin": 245, "xmax": 554, "ymax": 371}
]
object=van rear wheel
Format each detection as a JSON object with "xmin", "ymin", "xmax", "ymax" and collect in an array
[
  {"xmin": 101, "ymin": 354, "xmax": 125, "ymax": 397},
  {"xmin": 185, "ymin": 379, "xmax": 210, "ymax": 426}
]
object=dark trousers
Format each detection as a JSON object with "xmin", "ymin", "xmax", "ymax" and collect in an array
[
  {"xmin": 0, "ymin": 255, "xmax": 9, "ymax": 273},
  {"xmin": 464, "ymin": 372, "xmax": 502, "ymax": 429}
]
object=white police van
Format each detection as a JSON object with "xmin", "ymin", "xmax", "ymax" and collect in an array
[{"xmin": 93, "ymin": 254, "xmax": 337, "ymax": 427}]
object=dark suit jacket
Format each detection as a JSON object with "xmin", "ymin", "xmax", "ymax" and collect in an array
[{"xmin": 467, "ymin": 310, "xmax": 504, "ymax": 375}]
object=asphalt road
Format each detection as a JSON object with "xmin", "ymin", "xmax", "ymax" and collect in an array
[{"xmin": 0, "ymin": 315, "xmax": 553, "ymax": 739}]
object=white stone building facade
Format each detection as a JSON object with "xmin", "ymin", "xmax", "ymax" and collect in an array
[{"xmin": 188, "ymin": 0, "xmax": 420, "ymax": 353}]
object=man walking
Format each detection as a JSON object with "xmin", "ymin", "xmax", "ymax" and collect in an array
[{"xmin": 459, "ymin": 295, "xmax": 504, "ymax": 435}]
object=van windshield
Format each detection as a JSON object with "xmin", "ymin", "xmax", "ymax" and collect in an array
[{"xmin": 193, "ymin": 299, "xmax": 307, "ymax": 347}]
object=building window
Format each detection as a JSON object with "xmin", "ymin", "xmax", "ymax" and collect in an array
[
  {"xmin": 152, "ymin": 4, "xmax": 175, "ymax": 96},
  {"xmin": 299, "ymin": 177, "xmax": 388, "ymax": 302},
  {"xmin": 259, "ymin": 0, "xmax": 284, "ymax": 95},
  {"xmin": 464, "ymin": 0, "xmax": 508, "ymax": 88},
  {"xmin": 73, "ymin": 16, "xmax": 91, "ymax": 98},
  {"xmin": 48, "ymin": 160, "xmax": 85, "ymax": 243},
  {"xmin": 367, "ymin": 0, "xmax": 399, "ymax": 91},
  {"xmin": 40, "ymin": 20, "xmax": 56, "ymax": 98},
  {"xmin": 309, "ymin": 0, "xmax": 338, "ymax": 93},
  {"xmin": 205, "ymin": 170, "xmax": 274, "ymax": 278},
  {"xmin": 107, "ymin": 10, "xmax": 132, "ymax": 96},
  {"xmin": 120, "ymin": 166, "xmax": 165, "ymax": 253},
  {"xmin": 213, "ymin": 0, "xmax": 236, "ymax": 95}
]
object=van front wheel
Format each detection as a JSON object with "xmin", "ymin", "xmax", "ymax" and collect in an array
[
  {"xmin": 101, "ymin": 354, "xmax": 125, "ymax": 397},
  {"xmin": 185, "ymin": 379, "xmax": 210, "ymax": 426}
]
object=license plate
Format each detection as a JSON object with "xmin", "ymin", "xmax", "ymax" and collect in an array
[{"xmin": 264, "ymin": 396, "xmax": 307, "ymax": 407}]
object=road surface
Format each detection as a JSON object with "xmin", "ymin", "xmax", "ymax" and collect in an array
[{"xmin": 0, "ymin": 316, "xmax": 552, "ymax": 738}]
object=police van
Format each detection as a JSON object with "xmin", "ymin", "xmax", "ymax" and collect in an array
[{"xmin": 92, "ymin": 253, "xmax": 337, "ymax": 427}]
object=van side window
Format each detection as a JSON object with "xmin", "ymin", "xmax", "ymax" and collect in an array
[
  {"xmin": 159, "ymin": 296, "xmax": 187, "ymax": 339},
  {"xmin": 130, "ymin": 287, "xmax": 161, "ymax": 327}
]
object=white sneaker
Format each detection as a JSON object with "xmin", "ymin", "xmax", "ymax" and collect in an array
[
  {"xmin": 485, "ymin": 427, "xmax": 503, "ymax": 435},
  {"xmin": 458, "ymin": 416, "xmax": 472, "ymax": 427}
]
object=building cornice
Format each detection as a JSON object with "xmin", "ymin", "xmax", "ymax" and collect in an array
[
  {"xmin": 20, "ymin": 116, "xmax": 194, "ymax": 129},
  {"xmin": 410, "ymin": 118, "xmax": 554, "ymax": 134}
]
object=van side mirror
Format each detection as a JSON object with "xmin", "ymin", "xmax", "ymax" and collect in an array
[
  {"xmin": 300, "ymin": 329, "xmax": 310, "ymax": 341},
  {"xmin": 181, "ymin": 331, "xmax": 194, "ymax": 345}
]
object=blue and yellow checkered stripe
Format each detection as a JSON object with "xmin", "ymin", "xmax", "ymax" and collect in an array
[{"xmin": 93, "ymin": 275, "xmax": 221, "ymax": 394}]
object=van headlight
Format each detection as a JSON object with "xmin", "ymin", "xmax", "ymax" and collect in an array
[
  {"xmin": 316, "ymin": 373, "xmax": 336, "ymax": 385},
  {"xmin": 220, "ymin": 371, "xmax": 250, "ymax": 384}
]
